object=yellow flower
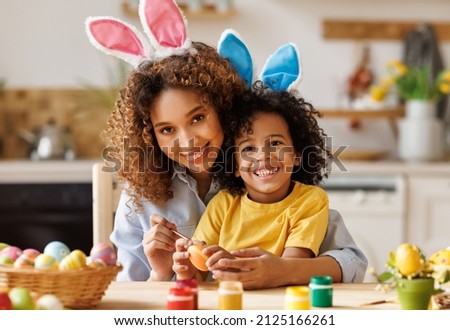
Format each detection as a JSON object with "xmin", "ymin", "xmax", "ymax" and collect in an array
[
  {"xmin": 387, "ymin": 60, "xmax": 408, "ymax": 78},
  {"xmin": 370, "ymin": 85, "xmax": 388, "ymax": 101},
  {"xmin": 443, "ymin": 71, "xmax": 450, "ymax": 82},
  {"xmin": 380, "ymin": 76, "xmax": 394, "ymax": 88},
  {"xmin": 376, "ymin": 60, "xmax": 450, "ymax": 101},
  {"xmin": 439, "ymin": 82, "xmax": 450, "ymax": 94}
]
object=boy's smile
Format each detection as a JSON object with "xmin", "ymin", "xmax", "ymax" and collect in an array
[{"xmin": 235, "ymin": 112, "xmax": 300, "ymax": 204}]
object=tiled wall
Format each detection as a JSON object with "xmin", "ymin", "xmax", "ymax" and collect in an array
[{"xmin": 0, "ymin": 89, "xmax": 113, "ymax": 159}]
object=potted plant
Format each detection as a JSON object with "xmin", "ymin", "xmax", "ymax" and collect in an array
[
  {"xmin": 372, "ymin": 243, "xmax": 450, "ymax": 310},
  {"xmin": 370, "ymin": 60, "xmax": 450, "ymax": 105},
  {"xmin": 370, "ymin": 61, "xmax": 450, "ymax": 161}
]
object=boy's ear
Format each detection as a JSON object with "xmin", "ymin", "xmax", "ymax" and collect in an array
[{"xmin": 234, "ymin": 165, "xmax": 241, "ymax": 178}]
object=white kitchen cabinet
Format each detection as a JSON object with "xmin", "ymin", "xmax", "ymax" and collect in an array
[
  {"xmin": 407, "ymin": 175, "xmax": 450, "ymax": 258},
  {"xmin": 323, "ymin": 174, "xmax": 406, "ymax": 281}
]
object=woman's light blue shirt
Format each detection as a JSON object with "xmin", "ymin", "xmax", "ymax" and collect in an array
[{"xmin": 110, "ymin": 165, "xmax": 220, "ymax": 281}]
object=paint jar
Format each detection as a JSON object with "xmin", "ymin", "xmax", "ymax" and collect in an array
[
  {"xmin": 166, "ymin": 287, "xmax": 195, "ymax": 310},
  {"xmin": 309, "ymin": 276, "xmax": 333, "ymax": 307},
  {"xmin": 176, "ymin": 279, "xmax": 198, "ymax": 309},
  {"xmin": 284, "ymin": 286, "xmax": 310, "ymax": 310},
  {"xmin": 218, "ymin": 281, "xmax": 243, "ymax": 310}
]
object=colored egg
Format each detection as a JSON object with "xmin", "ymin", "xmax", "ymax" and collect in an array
[
  {"xmin": 22, "ymin": 248, "xmax": 41, "ymax": 260},
  {"xmin": 43, "ymin": 241, "xmax": 70, "ymax": 262},
  {"xmin": 34, "ymin": 254, "xmax": 59, "ymax": 270},
  {"xmin": 0, "ymin": 246, "xmax": 22, "ymax": 261},
  {"xmin": 0, "ymin": 243, "xmax": 10, "ymax": 252},
  {"xmin": 0, "ymin": 255, "xmax": 14, "ymax": 266},
  {"xmin": 8, "ymin": 287, "xmax": 35, "ymax": 310},
  {"xmin": 0, "ymin": 291, "xmax": 12, "ymax": 310},
  {"xmin": 13, "ymin": 254, "xmax": 34, "ymax": 268},
  {"xmin": 188, "ymin": 244, "xmax": 209, "ymax": 272},
  {"xmin": 36, "ymin": 294, "xmax": 63, "ymax": 310},
  {"xmin": 88, "ymin": 258, "xmax": 107, "ymax": 269},
  {"xmin": 59, "ymin": 250, "xmax": 87, "ymax": 270},
  {"xmin": 90, "ymin": 242, "xmax": 117, "ymax": 266}
]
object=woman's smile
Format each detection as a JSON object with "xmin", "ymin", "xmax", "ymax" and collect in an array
[{"xmin": 150, "ymin": 88, "xmax": 224, "ymax": 174}]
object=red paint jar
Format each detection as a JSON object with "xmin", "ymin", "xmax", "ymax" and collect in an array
[
  {"xmin": 166, "ymin": 287, "xmax": 194, "ymax": 310},
  {"xmin": 176, "ymin": 279, "xmax": 199, "ymax": 310}
]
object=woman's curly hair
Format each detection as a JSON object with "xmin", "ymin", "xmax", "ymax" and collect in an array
[
  {"xmin": 218, "ymin": 82, "xmax": 331, "ymax": 196},
  {"xmin": 102, "ymin": 42, "xmax": 246, "ymax": 208}
]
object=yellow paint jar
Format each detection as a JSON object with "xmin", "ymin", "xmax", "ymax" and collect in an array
[
  {"xmin": 218, "ymin": 281, "xmax": 243, "ymax": 310},
  {"xmin": 284, "ymin": 286, "xmax": 310, "ymax": 310}
]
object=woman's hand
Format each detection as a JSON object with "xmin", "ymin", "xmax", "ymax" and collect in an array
[
  {"xmin": 172, "ymin": 238, "xmax": 198, "ymax": 280},
  {"xmin": 210, "ymin": 247, "xmax": 286, "ymax": 289},
  {"xmin": 143, "ymin": 214, "xmax": 178, "ymax": 281}
]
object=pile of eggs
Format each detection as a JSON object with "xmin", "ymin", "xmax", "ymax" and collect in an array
[
  {"xmin": 0, "ymin": 241, "xmax": 117, "ymax": 270},
  {"xmin": 0, "ymin": 287, "xmax": 63, "ymax": 310}
]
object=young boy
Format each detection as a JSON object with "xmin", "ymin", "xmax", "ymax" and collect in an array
[{"xmin": 174, "ymin": 83, "xmax": 331, "ymax": 286}]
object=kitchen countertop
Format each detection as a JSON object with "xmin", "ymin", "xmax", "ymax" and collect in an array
[
  {"xmin": 0, "ymin": 159, "xmax": 98, "ymax": 183},
  {"xmin": 0, "ymin": 159, "xmax": 449, "ymax": 184},
  {"xmin": 330, "ymin": 159, "xmax": 450, "ymax": 176},
  {"xmin": 96, "ymin": 281, "xmax": 398, "ymax": 310}
]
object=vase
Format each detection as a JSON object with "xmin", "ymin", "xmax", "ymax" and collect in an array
[
  {"xmin": 396, "ymin": 278, "xmax": 435, "ymax": 310},
  {"xmin": 398, "ymin": 100, "xmax": 444, "ymax": 162}
]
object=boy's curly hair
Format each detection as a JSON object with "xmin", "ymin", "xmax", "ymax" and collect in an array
[
  {"xmin": 102, "ymin": 42, "xmax": 246, "ymax": 207},
  {"xmin": 218, "ymin": 82, "xmax": 330, "ymax": 196}
]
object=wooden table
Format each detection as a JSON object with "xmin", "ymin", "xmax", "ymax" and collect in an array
[{"xmin": 95, "ymin": 281, "xmax": 399, "ymax": 310}]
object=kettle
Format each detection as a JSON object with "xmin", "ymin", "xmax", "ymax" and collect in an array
[{"xmin": 20, "ymin": 118, "xmax": 76, "ymax": 160}]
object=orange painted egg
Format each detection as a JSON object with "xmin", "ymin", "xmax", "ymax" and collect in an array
[
  {"xmin": 188, "ymin": 244, "xmax": 209, "ymax": 272},
  {"xmin": 22, "ymin": 248, "xmax": 41, "ymax": 261},
  {"xmin": 13, "ymin": 254, "xmax": 34, "ymax": 268},
  {"xmin": 59, "ymin": 250, "xmax": 87, "ymax": 270}
]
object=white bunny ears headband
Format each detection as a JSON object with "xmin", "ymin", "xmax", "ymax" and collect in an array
[
  {"xmin": 85, "ymin": 0, "xmax": 191, "ymax": 68},
  {"xmin": 217, "ymin": 29, "xmax": 303, "ymax": 92},
  {"xmin": 85, "ymin": 0, "xmax": 302, "ymax": 92}
]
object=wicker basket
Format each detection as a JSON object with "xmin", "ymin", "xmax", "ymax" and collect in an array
[{"xmin": 0, "ymin": 264, "xmax": 122, "ymax": 309}]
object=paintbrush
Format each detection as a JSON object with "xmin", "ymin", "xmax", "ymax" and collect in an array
[
  {"xmin": 360, "ymin": 296, "xmax": 397, "ymax": 306},
  {"xmin": 170, "ymin": 229, "xmax": 191, "ymax": 240}
]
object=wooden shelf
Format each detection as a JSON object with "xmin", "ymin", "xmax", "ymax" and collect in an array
[
  {"xmin": 323, "ymin": 19, "xmax": 450, "ymax": 42},
  {"xmin": 318, "ymin": 106, "xmax": 405, "ymax": 139},
  {"xmin": 318, "ymin": 107, "xmax": 405, "ymax": 119},
  {"xmin": 121, "ymin": 3, "xmax": 236, "ymax": 19}
]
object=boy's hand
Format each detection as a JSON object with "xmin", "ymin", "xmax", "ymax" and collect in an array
[{"xmin": 203, "ymin": 245, "xmax": 236, "ymax": 271}]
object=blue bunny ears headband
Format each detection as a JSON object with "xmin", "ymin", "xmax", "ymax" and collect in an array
[
  {"xmin": 85, "ymin": 0, "xmax": 302, "ymax": 92},
  {"xmin": 218, "ymin": 29, "xmax": 302, "ymax": 92}
]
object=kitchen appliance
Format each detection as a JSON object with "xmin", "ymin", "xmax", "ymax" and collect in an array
[
  {"xmin": 0, "ymin": 182, "xmax": 92, "ymax": 254},
  {"xmin": 321, "ymin": 174, "xmax": 406, "ymax": 282},
  {"xmin": 20, "ymin": 118, "xmax": 76, "ymax": 160},
  {"xmin": 0, "ymin": 160, "xmax": 94, "ymax": 254}
]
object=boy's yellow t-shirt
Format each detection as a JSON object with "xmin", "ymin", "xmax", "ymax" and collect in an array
[{"xmin": 193, "ymin": 181, "xmax": 329, "ymax": 257}]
